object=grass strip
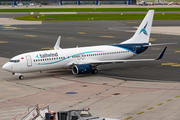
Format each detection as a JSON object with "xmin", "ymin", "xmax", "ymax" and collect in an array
[
  {"xmin": 14, "ymin": 14, "xmax": 180, "ymax": 21},
  {"xmin": 1, "ymin": 8, "xmax": 180, "ymax": 12}
]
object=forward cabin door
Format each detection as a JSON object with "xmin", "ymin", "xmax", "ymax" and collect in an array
[{"xmin": 26, "ymin": 55, "xmax": 32, "ymax": 67}]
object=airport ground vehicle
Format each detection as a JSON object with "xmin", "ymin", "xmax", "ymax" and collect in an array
[
  {"xmin": 21, "ymin": 105, "xmax": 118, "ymax": 120},
  {"xmin": 57, "ymin": 109, "xmax": 105, "ymax": 120}
]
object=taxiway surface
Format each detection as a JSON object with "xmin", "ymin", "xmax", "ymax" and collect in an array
[{"xmin": 0, "ymin": 19, "xmax": 180, "ymax": 120}]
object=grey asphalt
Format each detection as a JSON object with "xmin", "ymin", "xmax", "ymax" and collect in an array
[{"xmin": 0, "ymin": 20, "xmax": 179, "ymax": 82}]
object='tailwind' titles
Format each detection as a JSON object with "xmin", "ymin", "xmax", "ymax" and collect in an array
[{"xmin": 39, "ymin": 53, "xmax": 58, "ymax": 58}]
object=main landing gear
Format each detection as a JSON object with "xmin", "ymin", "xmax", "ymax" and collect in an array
[
  {"xmin": 91, "ymin": 69, "xmax": 98, "ymax": 74},
  {"xmin": 91, "ymin": 66, "xmax": 99, "ymax": 74}
]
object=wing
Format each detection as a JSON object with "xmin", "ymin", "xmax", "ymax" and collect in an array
[{"xmin": 68, "ymin": 46, "xmax": 167, "ymax": 66}]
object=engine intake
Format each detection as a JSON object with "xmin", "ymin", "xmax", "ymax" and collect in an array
[{"xmin": 72, "ymin": 64, "xmax": 93, "ymax": 75}]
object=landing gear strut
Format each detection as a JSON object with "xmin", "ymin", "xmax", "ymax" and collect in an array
[
  {"xmin": 92, "ymin": 69, "xmax": 98, "ymax": 74},
  {"xmin": 19, "ymin": 75, "xmax": 24, "ymax": 80}
]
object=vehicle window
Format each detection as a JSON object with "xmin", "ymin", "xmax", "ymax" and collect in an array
[{"xmin": 79, "ymin": 111, "xmax": 91, "ymax": 117}]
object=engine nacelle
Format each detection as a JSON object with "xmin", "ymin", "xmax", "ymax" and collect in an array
[{"xmin": 72, "ymin": 64, "xmax": 93, "ymax": 75}]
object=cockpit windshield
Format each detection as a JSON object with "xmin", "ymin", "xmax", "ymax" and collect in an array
[{"xmin": 9, "ymin": 60, "xmax": 20, "ymax": 63}]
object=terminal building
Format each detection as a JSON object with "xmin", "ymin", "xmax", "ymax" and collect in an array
[{"xmin": 0, "ymin": 0, "xmax": 136, "ymax": 5}]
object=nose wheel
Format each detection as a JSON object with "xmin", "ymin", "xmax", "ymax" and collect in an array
[{"xmin": 19, "ymin": 75, "xmax": 24, "ymax": 80}]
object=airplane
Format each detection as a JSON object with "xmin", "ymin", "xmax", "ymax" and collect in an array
[{"xmin": 2, "ymin": 10, "xmax": 170, "ymax": 80}]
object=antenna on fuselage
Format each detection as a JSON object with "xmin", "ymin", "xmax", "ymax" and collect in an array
[{"xmin": 54, "ymin": 36, "xmax": 61, "ymax": 50}]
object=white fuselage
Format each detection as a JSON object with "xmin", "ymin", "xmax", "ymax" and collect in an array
[{"xmin": 3, "ymin": 45, "xmax": 134, "ymax": 73}]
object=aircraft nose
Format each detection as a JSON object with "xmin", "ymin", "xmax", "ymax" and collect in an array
[{"xmin": 2, "ymin": 63, "xmax": 10, "ymax": 71}]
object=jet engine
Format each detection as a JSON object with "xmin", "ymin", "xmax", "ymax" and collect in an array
[{"xmin": 72, "ymin": 64, "xmax": 93, "ymax": 75}]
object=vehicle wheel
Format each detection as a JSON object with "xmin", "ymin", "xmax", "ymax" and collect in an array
[
  {"xmin": 19, "ymin": 75, "xmax": 24, "ymax": 80},
  {"xmin": 92, "ymin": 69, "xmax": 98, "ymax": 74}
]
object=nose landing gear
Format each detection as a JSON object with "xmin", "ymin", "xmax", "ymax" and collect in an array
[
  {"xmin": 13, "ymin": 73, "xmax": 24, "ymax": 80},
  {"xmin": 19, "ymin": 75, "xmax": 24, "ymax": 80}
]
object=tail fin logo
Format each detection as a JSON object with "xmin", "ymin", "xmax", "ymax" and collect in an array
[{"xmin": 139, "ymin": 22, "xmax": 148, "ymax": 36}]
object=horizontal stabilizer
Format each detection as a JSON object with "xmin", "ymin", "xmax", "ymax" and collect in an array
[{"xmin": 143, "ymin": 42, "xmax": 177, "ymax": 47}]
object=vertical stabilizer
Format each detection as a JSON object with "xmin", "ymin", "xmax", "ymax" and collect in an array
[{"xmin": 121, "ymin": 10, "xmax": 154, "ymax": 44}]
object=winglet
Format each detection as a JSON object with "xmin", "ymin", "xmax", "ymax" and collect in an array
[
  {"xmin": 156, "ymin": 46, "xmax": 167, "ymax": 60},
  {"xmin": 54, "ymin": 36, "xmax": 61, "ymax": 50}
]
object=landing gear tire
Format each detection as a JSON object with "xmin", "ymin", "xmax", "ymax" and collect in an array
[
  {"xmin": 19, "ymin": 75, "xmax": 24, "ymax": 80},
  {"xmin": 92, "ymin": 69, "xmax": 98, "ymax": 74}
]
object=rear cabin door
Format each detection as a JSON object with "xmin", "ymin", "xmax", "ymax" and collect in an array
[{"xmin": 26, "ymin": 55, "xmax": 32, "ymax": 67}]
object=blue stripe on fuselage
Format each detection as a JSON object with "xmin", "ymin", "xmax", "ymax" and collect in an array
[
  {"xmin": 36, "ymin": 51, "xmax": 104, "ymax": 65},
  {"xmin": 110, "ymin": 43, "xmax": 149, "ymax": 54}
]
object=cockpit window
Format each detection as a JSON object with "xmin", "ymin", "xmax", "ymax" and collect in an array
[{"xmin": 9, "ymin": 60, "xmax": 20, "ymax": 63}]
